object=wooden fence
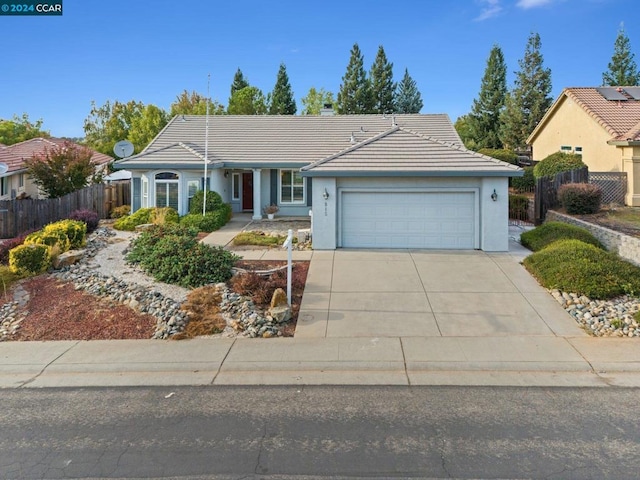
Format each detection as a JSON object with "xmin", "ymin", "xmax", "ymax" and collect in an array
[
  {"xmin": 534, "ymin": 166, "xmax": 588, "ymax": 224},
  {"xmin": 0, "ymin": 182, "xmax": 130, "ymax": 238}
]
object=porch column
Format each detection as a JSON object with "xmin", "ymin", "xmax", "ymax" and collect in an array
[
  {"xmin": 623, "ymin": 148, "xmax": 640, "ymax": 207},
  {"xmin": 252, "ymin": 168, "xmax": 262, "ymax": 219}
]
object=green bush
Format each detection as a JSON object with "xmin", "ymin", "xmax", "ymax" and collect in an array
[
  {"xmin": 523, "ymin": 239, "xmax": 640, "ymax": 299},
  {"xmin": 110, "ymin": 205, "xmax": 131, "ymax": 219},
  {"xmin": 127, "ymin": 223, "xmax": 239, "ymax": 288},
  {"xmin": 511, "ymin": 166, "xmax": 535, "ymax": 193},
  {"xmin": 180, "ymin": 210, "xmax": 229, "ymax": 233},
  {"xmin": 232, "ymin": 231, "xmax": 292, "ymax": 247},
  {"xmin": 113, "ymin": 207, "xmax": 179, "ymax": 231},
  {"xmin": 477, "ymin": 148, "xmax": 518, "ymax": 164},
  {"xmin": 520, "ymin": 221, "xmax": 603, "ymax": 252},
  {"xmin": 44, "ymin": 220, "xmax": 86, "ymax": 249},
  {"xmin": 9, "ymin": 243, "xmax": 51, "ymax": 275},
  {"xmin": 509, "ymin": 194, "xmax": 529, "ymax": 220},
  {"xmin": 24, "ymin": 230, "xmax": 71, "ymax": 253},
  {"xmin": 533, "ymin": 152, "xmax": 586, "ymax": 179},
  {"xmin": 558, "ymin": 183, "xmax": 602, "ymax": 215},
  {"xmin": 190, "ymin": 190, "xmax": 224, "ymax": 215}
]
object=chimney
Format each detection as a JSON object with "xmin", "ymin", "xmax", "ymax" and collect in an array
[{"xmin": 320, "ymin": 103, "xmax": 335, "ymax": 116}]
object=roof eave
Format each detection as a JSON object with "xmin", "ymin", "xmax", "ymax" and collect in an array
[
  {"xmin": 607, "ymin": 140, "xmax": 640, "ymax": 146},
  {"xmin": 300, "ymin": 170, "xmax": 524, "ymax": 178}
]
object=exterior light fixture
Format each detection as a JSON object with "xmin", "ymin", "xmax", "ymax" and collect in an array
[
  {"xmin": 491, "ymin": 189, "xmax": 498, "ymax": 201},
  {"xmin": 224, "ymin": 170, "xmax": 230, "ymax": 178},
  {"xmin": 322, "ymin": 188, "xmax": 329, "ymax": 200}
]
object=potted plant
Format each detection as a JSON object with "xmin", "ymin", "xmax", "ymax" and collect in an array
[{"xmin": 263, "ymin": 204, "xmax": 279, "ymax": 220}]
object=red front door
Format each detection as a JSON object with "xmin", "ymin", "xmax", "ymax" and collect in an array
[{"xmin": 242, "ymin": 173, "xmax": 253, "ymax": 211}]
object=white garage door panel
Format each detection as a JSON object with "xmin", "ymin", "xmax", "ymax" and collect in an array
[{"xmin": 342, "ymin": 191, "xmax": 476, "ymax": 249}]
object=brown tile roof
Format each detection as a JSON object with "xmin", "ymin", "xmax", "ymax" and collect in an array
[
  {"xmin": 302, "ymin": 127, "xmax": 522, "ymax": 176},
  {"xmin": 528, "ymin": 87, "xmax": 640, "ymax": 143},
  {"xmin": 0, "ymin": 138, "xmax": 112, "ymax": 174}
]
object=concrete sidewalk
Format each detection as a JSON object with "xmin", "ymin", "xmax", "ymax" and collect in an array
[{"xmin": 2, "ymin": 221, "xmax": 640, "ymax": 389}]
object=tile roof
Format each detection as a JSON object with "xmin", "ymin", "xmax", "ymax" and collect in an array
[
  {"xmin": 115, "ymin": 114, "xmax": 463, "ymax": 169},
  {"xmin": 301, "ymin": 127, "xmax": 522, "ymax": 177},
  {"xmin": 528, "ymin": 87, "xmax": 640, "ymax": 143},
  {"xmin": 0, "ymin": 138, "xmax": 112, "ymax": 174}
]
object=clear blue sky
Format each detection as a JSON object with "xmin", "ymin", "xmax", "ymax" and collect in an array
[{"xmin": 1, "ymin": 0, "xmax": 639, "ymax": 138}]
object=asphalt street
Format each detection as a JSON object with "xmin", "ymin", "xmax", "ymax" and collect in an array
[{"xmin": 1, "ymin": 386, "xmax": 638, "ymax": 479}]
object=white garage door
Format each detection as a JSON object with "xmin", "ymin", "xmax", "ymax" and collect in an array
[{"xmin": 341, "ymin": 191, "xmax": 476, "ymax": 249}]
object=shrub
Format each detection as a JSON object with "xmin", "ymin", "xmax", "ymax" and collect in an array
[
  {"xmin": 127, "ymin": 223, "xmax": 198, "ymax": 265},
  {"xmin": 24, "ymin": 229, "xmax": 71, "ymax": 253},
  {"xmin": 477, "ymin": 148, "xmax": 518, "ymax": 164},
  {"xmin": 9, "ymin": 243, "xmax": 51, "ymax": 275},
  {"xmin": 520, "ymin": 221, "xmax": 603, "ymax": 252},
  {"xmin": 523, "ymin": 239, "xmax": 640, "ymax": 299},
  {"xmin": 68, "ymin": 209, "xmax": 99, "ymax": 233},
  {"xmin": 189, "ymin": 190, "xmax": 226, "ymax": 216},
  {"xmin": 533, "ymin": 152, "xmax": 586, "ymax": 179},
  {"xmin": 150, "ymin": 207, "xmax": 180, "ymax": 225},
  {"xmin": 0, "ymin": 229, "xmax": 36, "ymax": 265},
  {"xmin": 110, "ymin": 205, "xmax": 131, "ymax": 219},
  {"xmin": 180, "ymin": 211, "xmax": 229, "ymax": 232},
  {"xmin": 558, "ymin": 183, "xmax": 602, "ymax": 215},
  {"xmin": 114, "ymin": 207, "xmax": 179, "ymax": 231},
  {"xmin": 44, "ymin": 220, "xmax": 87, "ymax": 249},
  {"xmin": 230, "ymin": 264, "xmax": 307, "ymax": 306},
  {"xmin": 511, "ymin": 166, "xmax": 535, "ymax": 193},
  {"xmin": 232, "ymin": 231, "xmax": 293, "ymax": 247},
  {"xmin": 509, "ymin": 194, "xmax": 529, "ymax": 220}
]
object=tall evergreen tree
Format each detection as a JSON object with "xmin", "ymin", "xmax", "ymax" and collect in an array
[
  {"xmin": 227, "ymin": 86, "xmax": 267, "ymax": 115},
  {"xmin": 300, "ymin": 87, "xmax": 336, "ymax": 115},
  {"xmin": 370, "ymin": 45, "xmax": 395, "ymax": 114},
  {"xmin": 602, "ymin": 24, "xmax": 640, "ymax": 86},
  {"xmin": 230, "ymin": 68, "xmax": 249, "ymax": 97},
  {"xmin": 394, "ymin": 68, "xmax": 423, "ymax": 114},
  {"xmin": 499, "ymin": 32, "xmax": 552, "ymax": 151},
  {"xmin": 469, "ymin": 44, "xmax": 507, "ymax": 149},
  {"xmin": 337, "ymin": 43, "xmax": 373, "ymax": 114},
  {"xmin": 268, "ymin": 63, "xmax": 297, "ymax": 114}
]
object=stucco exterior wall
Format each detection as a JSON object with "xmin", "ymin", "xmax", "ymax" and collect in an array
[{"xmin": 530, "ymin": 97, "xmax": 620, "ymax": 171}]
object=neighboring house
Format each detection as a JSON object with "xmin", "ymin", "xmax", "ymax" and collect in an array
[
  {"xmin": 0, "ymin": 137, "xmax": 113, "ymax": 200},
  {"xmin": 114, "ymin": 113, "xmax": 522, "ymax": 251},
  {"xmin": 527, "ymin": 86, "xmax": 640, "ymax": 206}
]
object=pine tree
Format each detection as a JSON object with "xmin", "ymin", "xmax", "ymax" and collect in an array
[
  {"xmin": 499, "ymin": 32, "xmax": 552, "ymax": 151},
  {"xmin": 469, "ymin": 44, "xmax": 507, "ymax": 149},
  {"xmin": 230, "ymin": 68, "xmax": 249, "ymax": 97},
  {"xmin": 602, "ymin": 24, "xmax": 640, "ymax": 86},
  {"xmin": 268, "ymin": 63, "xmax": 297, "ymax": 114},
  {"xmin": 337, "ymin": 43, "xmax": 373, "ymax": 114},
  {"xmin": 395, "ymin": 68, "xmax": 423, "ymax": 114},
  {"xmin": 370, "ymin": 45, "xmax": 395, "ymax": 114}
]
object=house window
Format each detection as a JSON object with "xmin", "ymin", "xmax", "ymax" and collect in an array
[
  {"xmin": 560, "ymin": 145, "xmax": 572, "ymax": 152},
  {"xmin": 18, "ymin": 174, "xmax": 24, "ymax": 189},
  {"xmin": 574, "ymin": 146, "xmax": 583, "ymax": 155},
  {"xmin": 280, "ymin": 169, "xmax": 305, "ymax": 204},
  {"xmin": 142, "ymin": 178, "xmax": 148, "ymax": 208},
  {"xmin": 232, "ymin": 173, "xmax": 240, "ymax": 200},
  {"xmin": 155, "ymin": 172, "xmax": 179, "ymax": 211},
  {"xmin": 187, "ymin": 180, "xmax": 199, "ymax": 210},
  {"xmin": 0, "ymin": 177, "xmax": 7, "ymax": 197}
]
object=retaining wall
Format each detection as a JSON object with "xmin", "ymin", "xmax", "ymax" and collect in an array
[{"xmin": 546, "ymin": 210, "xmax": 640, "ymax": 266}]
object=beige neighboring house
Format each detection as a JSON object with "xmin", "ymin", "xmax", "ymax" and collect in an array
[
  {"xmin": 527, "ymin": 86, "xmax": 640, "ymax": 206},
  {"xmin": 0, "ymin": 137, "xmax": 113, "ymax": 200}
]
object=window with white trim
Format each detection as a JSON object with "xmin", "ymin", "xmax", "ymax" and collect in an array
[
  {"xmin": 280, "ymin": 169, "xmax": 305, "ymax": 204},
  {"xmin": 232, "ymin": 173, "xmax": 240, "ymax": 200},
  {"xmin": 187, "ymin": 180, "xmax": 199, "ymax": 211},
  {"xmin": 18, "ymin": 174, "xmax": 24, "ymax": 189},
  {"xmin": 142, "ymin": 178, "xmax": 148, "ymax": 208},
  {"xmin": 0, "ymin": 177, "xmax": 7, "ymax": 197},
  {"xmin": 560, "ymin": 145, "xmax": 572, "ymax": 152},
  {"xmin": 155, "ymin": 172, "xmax": 179, "ymax": 211},
  {"xmin": 574, "ymin": 146, "xmax": 582, "ymax": 155}
]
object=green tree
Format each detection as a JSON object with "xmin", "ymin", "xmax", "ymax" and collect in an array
[
  {"xmin": 230, "ymin": 68, "xmax": 249, "ymax": 96},
  {"xmin": 268, "ymin": 63, "xmax": 297, "ymax": 115},
  {"xmin": 454, "ymin": 114, "xmax": 477, "ymax": 150},
  {"xmin": 300, "ymin": 87, "xmax": 336, "ymax": 115},
  {"xmin": 499, "ymin": 32, "xmax": 552, "ymax": 151},
  {"xmin": 370, "ymin": 45, "xmax": 395, "ymax": 114},
  {"xmin": 337, "ymin": 43, "xmax": 373, "ymax": 114},
  {"xmin": 0, "ymin": 114, "xmax": 49, "ymax": 145},
  {"xmin": 128, "ymin": 105, "xmax": 169, "ymax": 150},
  {"xmin": 170, "ymin": 90, "xmax": 225, "ymax": 116},
  {"xmin": 468, "ymin": 44, "xmax": 507, "ymax": 149},
  {"xmin": 602, "ymin": 24, "xmax": 640, "ymax": 86},
  {"xmin": 227, "ymin": 86, "xmax": 267, "ymax": 115},
  {"xmin": 24, "ymin": 141, "xmax": 99, "ymax": 198},
  {"xmin": 395, "ymin": 68, "xmax": 423, "ymax": 114}
]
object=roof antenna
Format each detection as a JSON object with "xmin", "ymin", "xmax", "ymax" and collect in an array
[
  {"xmin": 391, "ymin": 114, "xmax": 397, "ymax": 127},
  {"xmin": 350, "ymin": 132, "xmax": 356, "ymax": 144}
]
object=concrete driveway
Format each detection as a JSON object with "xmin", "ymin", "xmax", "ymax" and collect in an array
[{"xmin": 295, "ymin": 247, "xmax": 586, "ymax": 339}]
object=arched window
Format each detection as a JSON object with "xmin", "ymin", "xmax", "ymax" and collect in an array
[{"xmin": 155, "ymin": 172, "xmax": 179, "ymax": 211}]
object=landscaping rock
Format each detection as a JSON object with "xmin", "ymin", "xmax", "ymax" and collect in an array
[
  {"xmin": 270, "ymin": 288, "xmax": 288, "ymax": 308},
  {"xmin": 53, "ymin": 250, "xmax": 84, "ymax": 269}
]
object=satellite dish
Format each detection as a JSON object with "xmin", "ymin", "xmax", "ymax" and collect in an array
[
  {"xmin": 113, "ymin": 140, "xmax": 134, "ymax": 158},
  {"xmin": 0, "ymin": 163, "xmax": 8, "ymax": 175}
]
